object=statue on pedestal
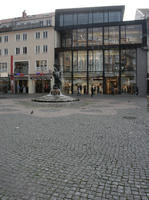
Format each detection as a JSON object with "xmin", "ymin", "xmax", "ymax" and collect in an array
[{"xmin": 53, "ymin": 65, "xmax": 61, "ymax": 89}]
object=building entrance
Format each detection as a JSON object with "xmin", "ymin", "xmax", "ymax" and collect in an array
[
  {"xmin": 105, "ymin": 77, "xmax": 118, "ymax": 95},
  {"xmin": 15, "ymin": 80, "xmax": 28, "ymax": 94}
]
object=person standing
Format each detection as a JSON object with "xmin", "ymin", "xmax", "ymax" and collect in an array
[
  {"xmin": 91, "ymin": 86, "xmax": 94, "ymax": 97},
  {"xmin": 77, "ymin": 86, "xmax": 81, "ymax": 96}
]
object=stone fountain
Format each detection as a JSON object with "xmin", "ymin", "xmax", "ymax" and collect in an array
[{"xmin": 32, "ymin": 66, "xmax": 79, "ymax": 103}]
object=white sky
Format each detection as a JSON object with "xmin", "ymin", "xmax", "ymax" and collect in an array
[{"xmin": 0, "ymin": 0, "xmax": 149, "ymax": 21}]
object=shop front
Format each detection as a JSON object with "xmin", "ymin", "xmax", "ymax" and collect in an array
[
  {"xmin": 58, "ymin": 49, "xmax": 137, "ymax": 95},
  {"xmin": 14, "ymin": 76, "xmax": 28, "ymax": 94},
  {"xmin": 30, "ymin": 74, "xmax": 51, "ymax": 93},
  {"xmin": 0, "ymin": 77, "xmax": 9, "ymax": 93}
]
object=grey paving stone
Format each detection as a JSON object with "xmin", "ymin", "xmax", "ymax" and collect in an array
[{"xmin": 0, "ymin": 96, "xmax": 148, "ymax": 200}]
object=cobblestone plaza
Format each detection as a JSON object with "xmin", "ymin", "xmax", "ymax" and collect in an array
[{"xmin": 0, "ymin": 95, "xmax": 149, "ymax": 200}]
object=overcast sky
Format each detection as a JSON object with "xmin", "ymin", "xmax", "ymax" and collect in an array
[{"xmin": 0, "ymin": 0, "xmax": 149, "ymax": 21}]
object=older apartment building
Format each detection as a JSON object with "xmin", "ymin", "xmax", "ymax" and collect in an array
[{"xmin": 0, "ymin": 11, "xmax": 56, "ymax": 94}]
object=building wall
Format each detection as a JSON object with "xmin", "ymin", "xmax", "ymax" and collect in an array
[{"xmin": 137, "ymin": 48, "xmax": 147, "ymax": 96}]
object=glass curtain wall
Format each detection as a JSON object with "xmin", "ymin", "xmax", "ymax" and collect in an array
[
  {"xmin": 72, "ymin": 29, "xmax": 87, "ymax": 47},
  {"xmin": 73, "ymin": 51, "xmax": 87, "ymax": 94},
  {"xmin": 104, "ymin": 26, "xmax": 119, "ymax": 45},
  {"xmin": 59, "ymin": 49, "xmax": 137, "ymax": 95},
  {"xmin": 59, "ymin": 51, "xmax": 72, "ymax": 94},
  {"xmin": 121, "ymin": 49, "xmax": 136, "ymax": 94},
  {"xmin": 89, "ymin": 50, "xmax": 103, "ymax": 94},
  {"xmin": 104, "ymin": 50, "xmax": 119, "ymax": 94},
  {"xmin": 121, "ymin": 25, "xmax": 142, "ymax": 44},
  {"xmin": 59, "ymin": 24, "xmax": 141, "ymax": 95},
  {"xmin": 58, "ymin": 11, "xmax": 122, "ymax": 27},
  {"xmin": 88, "ymin": 27, "xmax": 103, "ymax": 46}
]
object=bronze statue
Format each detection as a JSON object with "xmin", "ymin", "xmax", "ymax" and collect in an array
[{"xmin": 53, "ymin": 65, "xmax": 61, "ymax": 89}]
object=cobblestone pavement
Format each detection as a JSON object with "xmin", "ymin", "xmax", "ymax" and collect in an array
[{"xmin": 0, "ymin": 95, "xmax": 149, "ymax": 200}]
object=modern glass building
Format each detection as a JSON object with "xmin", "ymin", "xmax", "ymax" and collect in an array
[{"xmin": 55, "ymin": 6, "xmax": 147, "ymax": 95}]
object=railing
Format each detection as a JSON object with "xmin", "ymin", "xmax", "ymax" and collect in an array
[{"xmin": 0, "ymin": 21, "xmax": 52, "ymax": 33}]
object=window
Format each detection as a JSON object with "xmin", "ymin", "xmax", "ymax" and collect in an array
[
  {"xmin": 16, "ymin": 48, "xmax": 20, "ymax": 55},
  {"xmin": 93, "ymin": 12, "xmax": 103, "ymax": 23},
  {"xmin": 36, "ymin": 60, "xmax": 47, "ymax": 71},
  {"xmin": 0, "ymin": 63, "xmax": 7, "ymax": 72},
  {"xmin": 104, "ymin": 12, "xmax": 109, "ymax": 23},
  {"xmin": 104, "ymin": 50, "xmax": 119, "ymax": 75},
  {"xmin": 0, "ymin": 36, "xmax": 2, "ymax": 43},
  {"xmin": 23, "ymin": 47, "xmax": 27, "ymax": 54},
  {"xmin": 43, "ymin": 31, "xmax": 48, "ymax": 38},
  {"xmin": 36, "ymin": 45, "xmax": 40, "ymax": 54},
  {"xmin": 77, "ymin": 29, "xmax": 87, "ymax": 47},
  {"xmin": 64, "ymin": 14, "xmax": 73, "ymax": 26},
  {"xmin": 60, "ymin": 15, "xmax": 64, "ymax": 26},
  {"xmin": 63, "ymin": 51, "xmax": 72, "ymax": 72},
  {"xmin": 36, "ymin": 32, "xmax": 40, "ymax": 39},
  {"xmin": 78, "ymin": 51, "xmax": 87, "ymax": 71},
  {"xmin": 104, "ymin": 26, "xmax": 119, "ymax": 45},
  {"xmin": 4, "ymin": 36, "xmax": 8, "ymax": 42},
  {"xmin": 46, "ymin": 19, "xmax": 51, "ymax": 26},
  {"xmin": 4, "ymin": 49, "xmax": 8, "ymax": 55},
  {"xmin": 16, "ymin": 34, "xmax": 20, "ymax": 41},
  {"xmin": 88, "ymin": 50, "xmax": 103, "ymax": 72},
  {"xmin": 121, "ymin": 25, "xmax": 142, "ymax": 44},
  {"xmin": 43, "ymin": 45, "xmax": 48, "ymax": 53},
  {"xmin": 109, "ymin": 11, "xmax": 121, "ymax": 22},
  {"xmin": 14, "ymin": 61, "xmax": 28, "ymax": 74},
  {"xmin": 23, "ymin": 33, "xmax": 27, "ymax": 40},
  {"xmin": 89, "ymin": 13, "xmax": 92, "ymax": 24},
  {"xmin": 62, "ymin": 31, "xmax": 72, "ymax": 48},
  {"xmin": 88, "ymin": 27, "xmax": 103, "ymax": 46},
  {"xmin": 78, "ymin": 13, "xmax": 88, "ymax": 25},
  {"xmin": 121, "ymin": 49, "xmax": 136, "ymax": 94},
  {"xmin": 40, "ymin": 21, "xmax": 43, "ymax": 26}
]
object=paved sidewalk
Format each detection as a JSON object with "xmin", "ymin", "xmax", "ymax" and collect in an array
[{"xmin": 0, "ymin": 96, "xmax": 149, "ymax": 200}]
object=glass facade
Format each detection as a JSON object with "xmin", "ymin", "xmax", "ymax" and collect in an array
[
  {"xmin": 57, "ymin": 10, "xmax": 122, "ymax": 27},
  {"xmin": 56, "ymin": 7, "xmax": 146, "ymax": 95},
  {"xmin": 104, "ymin": 26, "xmax": 119, "ymax": 45},
  {"xmin": 121, "ymin": 25, "xmax": 142, "ymax": 44},
  {"xmin": 121, "ymin": 49, "xmax": 136, "ymax": 94},
  {"xmin": 88, "ymin": 28, "xmax": 103, "ymax": 46},
  {"xmin": 58, "ymin": 49, "xmax": 138, "ymax": 95}
]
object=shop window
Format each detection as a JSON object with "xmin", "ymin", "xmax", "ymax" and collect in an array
[{"xmin": 36, "ymin": 60, "xmax": 47, "ymax": 72}]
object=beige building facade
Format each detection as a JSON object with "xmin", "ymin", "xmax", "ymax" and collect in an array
[{"xmin": 0, "ymin": 12, "xmax": 56, "ymax": 94}]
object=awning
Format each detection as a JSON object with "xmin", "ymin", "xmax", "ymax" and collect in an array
[
  {"xmin": 14, "ymin": 76, "xmax": 28, "ymax": 80},
  {"xmin": 30, "ymin": 75, "xmax": 51, "ymax": 80}
]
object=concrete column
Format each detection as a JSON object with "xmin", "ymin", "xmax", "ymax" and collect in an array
[
  {"xmin": 28, "ymin": 79, "xmax": 35, "ymax": 94},
  {"xmin": 137, "ymin": 48, "xmax": 147, "ymax": 96}
]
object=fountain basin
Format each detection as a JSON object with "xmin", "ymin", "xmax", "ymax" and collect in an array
[{"xmin": 32, "ymin": 90, "xmax": 79, "ymax": 103}]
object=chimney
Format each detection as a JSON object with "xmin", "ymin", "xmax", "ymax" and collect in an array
[{"xmin": 22, "ymin": 10, "xmax": 27, "ymax": 18}]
